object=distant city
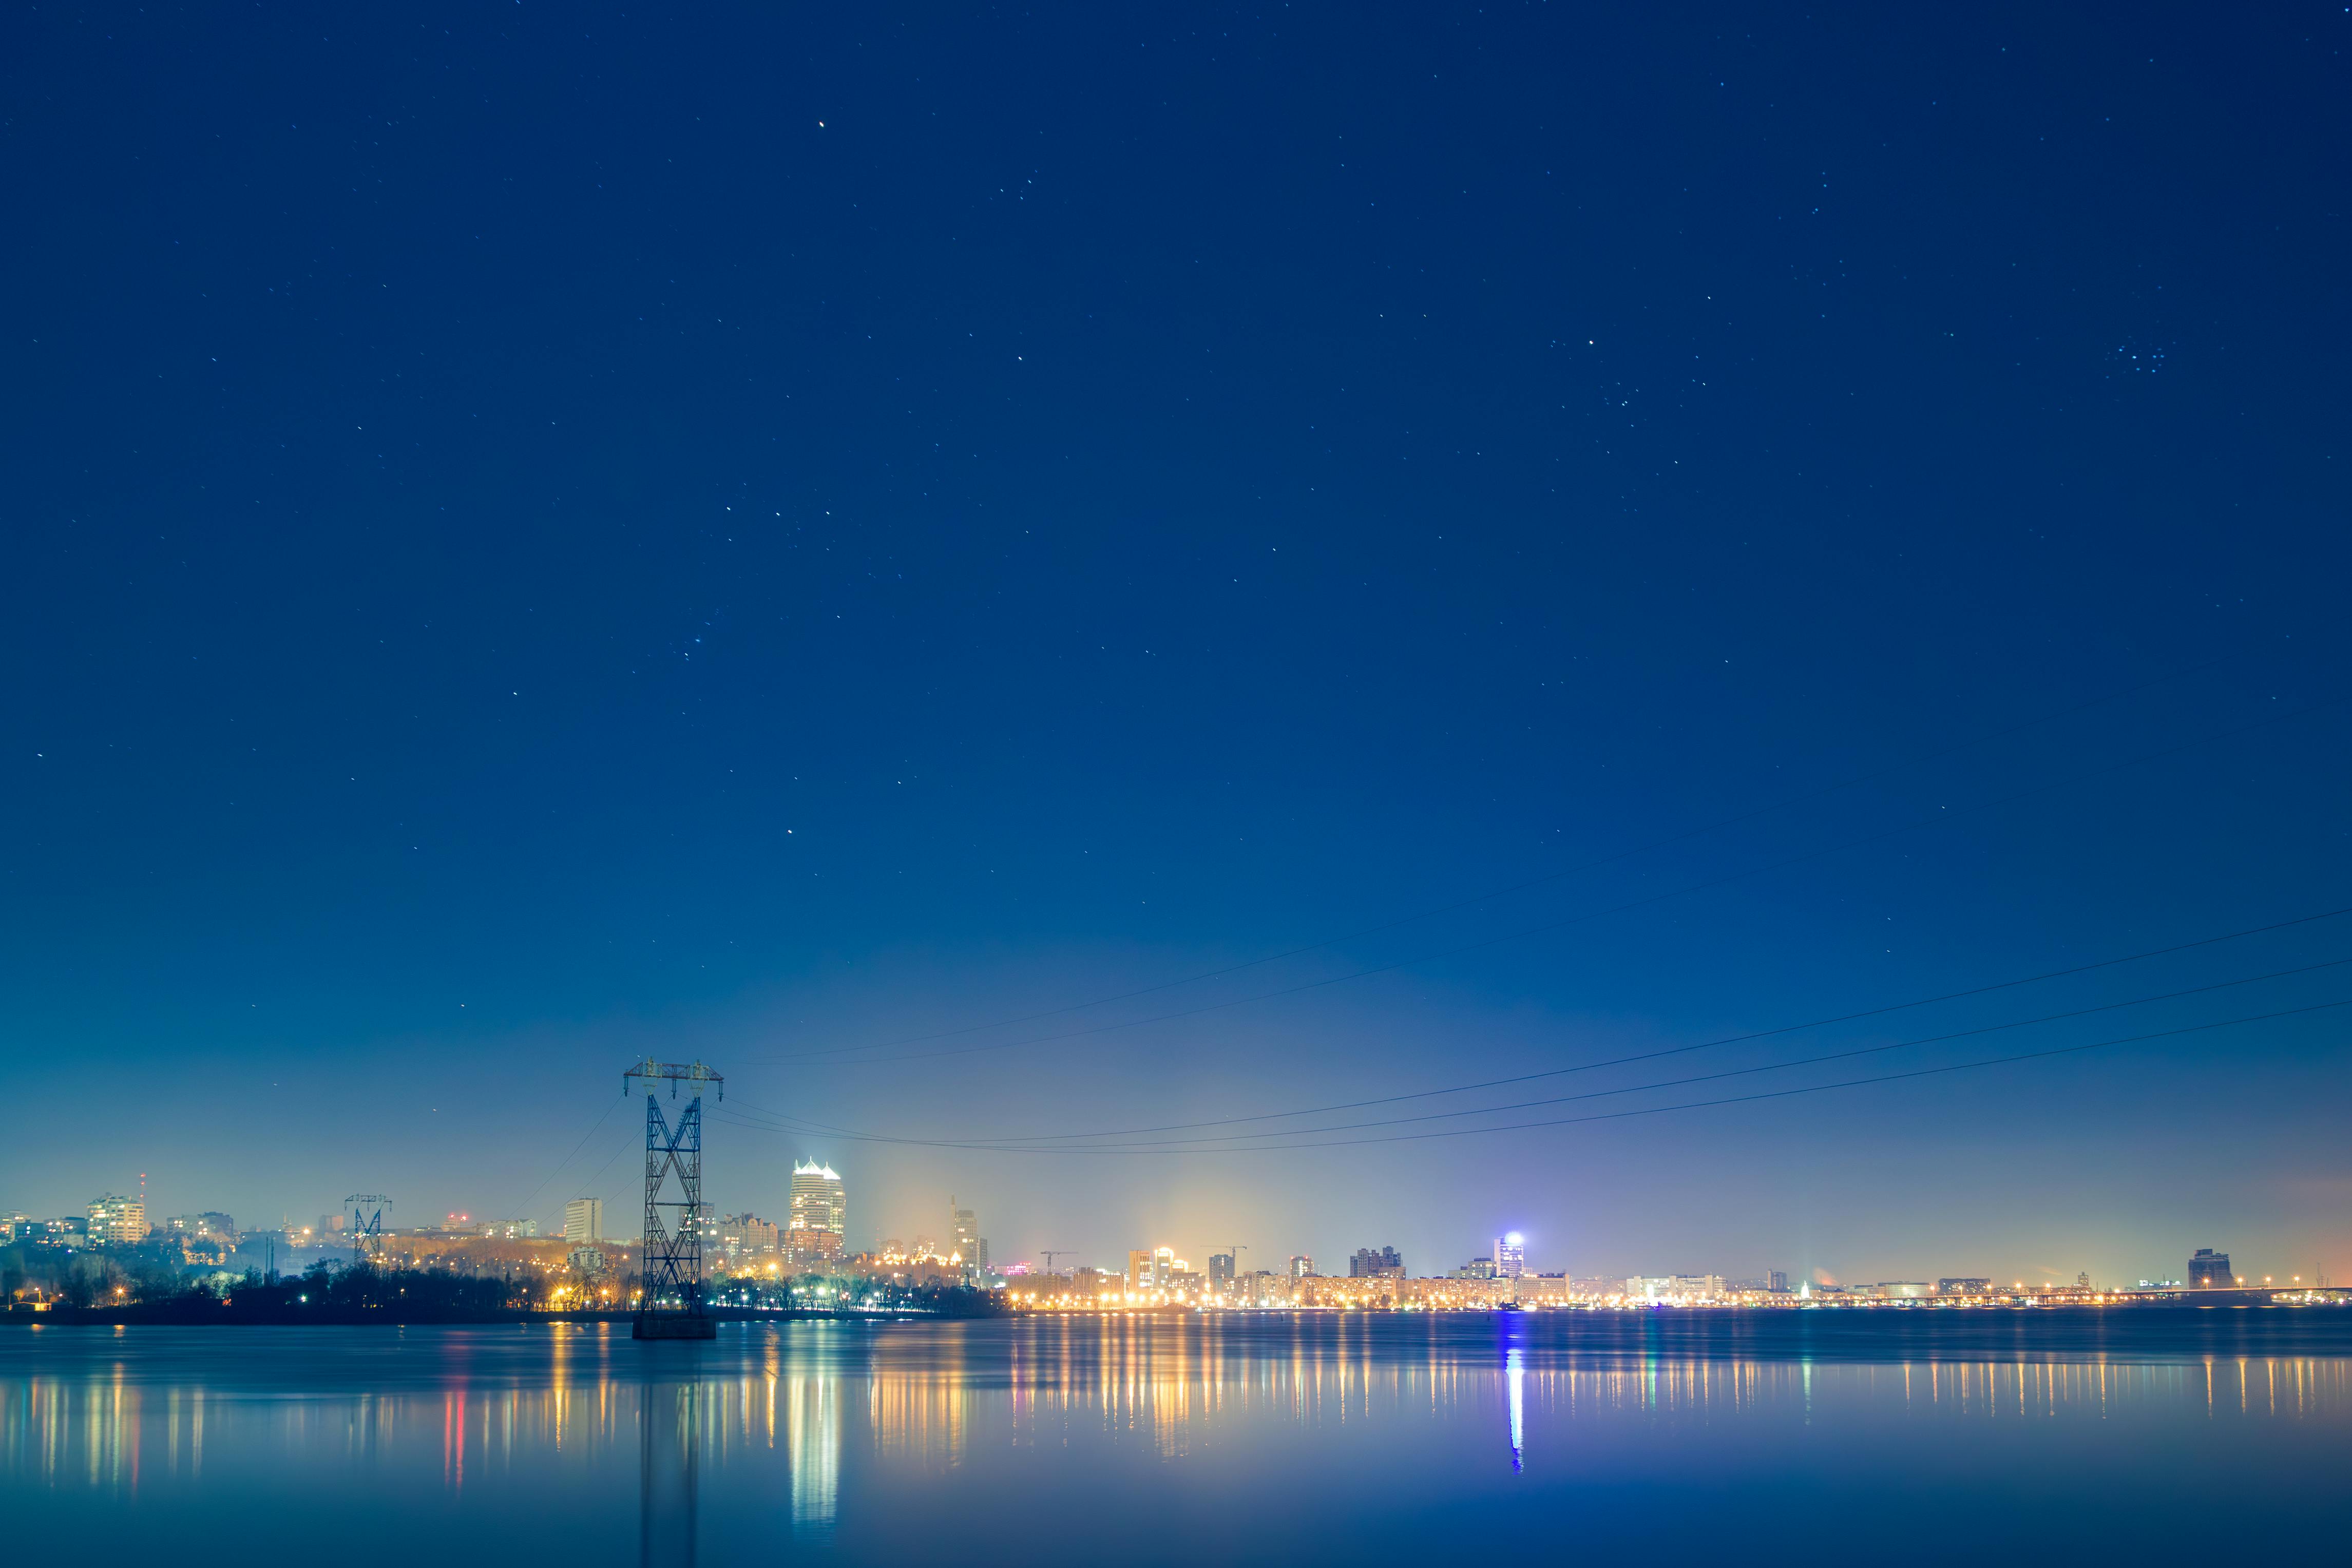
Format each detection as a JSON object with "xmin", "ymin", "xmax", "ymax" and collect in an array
[{"xmin": 5, "ymin": 1172, "xmax": 2336, "ymax": 1315}]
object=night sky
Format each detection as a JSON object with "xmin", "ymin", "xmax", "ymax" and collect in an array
[{"xmin": 6, "ymin": 4, "xmax": 2349, "ymax": 1288}]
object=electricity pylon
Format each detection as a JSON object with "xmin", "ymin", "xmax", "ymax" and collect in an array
[
  {"xmin": 346, "ymin": 1195, "xmax": 390, "ymax": 1266},
  {"xmin": 624, "ymin": 1059, "xmax": 723, "ymax": 1341}
]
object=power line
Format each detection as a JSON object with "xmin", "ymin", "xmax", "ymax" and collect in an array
[
  {"xmin": 494, "ymin": 1091, "xmax": 625, "ymax": 1223},
  {"xmin": 715, "ymin": 942, "xmax": 2352, "ymax": 1150},
  {"xmin": 859, "ymin": 904, "xmax": 2352, "ymax": 1146},
  {"xmin": 732, "ymin": 648, "xmax": 2262, "ymax": 1066},
  {"xmin": 756, "ymin": 697, "xmax": 2338, "ymax": 1072},
  {"xmin": 567, "ymin": 1126, "xmax": 640, "ymax": 1206},
  {"xmin": 1189, "ymin": 997, "xmax": 2352, "ymax": 1153},
  {"xmin": 977, "ymin": 954, "xmax": 2352, "ymax": 1150},
  {"xmin": 711, "ymin": 997, "xmax": 2352, "ymax": 1155}
]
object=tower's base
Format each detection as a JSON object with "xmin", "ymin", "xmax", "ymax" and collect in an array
[{"xmin": 633, "ymin": 1313, "xmax": 717, "ymax": 1341}]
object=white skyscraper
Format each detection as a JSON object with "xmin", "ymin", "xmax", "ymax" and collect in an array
[
  {"xmin": 565, "ymin": 1197, "xmax": 604, "ymax": 1244},
  {"xmin": 1493, "ymin": 1233, "xmax": 1525, "ymax": 1278},
  {"xmin": 791, "ymin": 1160, "xmax": 846, "ymax": 1235}
]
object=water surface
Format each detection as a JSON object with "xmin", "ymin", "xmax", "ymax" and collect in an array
[{"xmin": 5, "ymin": 1309, "xmax": 2347, "ymax": 1563}]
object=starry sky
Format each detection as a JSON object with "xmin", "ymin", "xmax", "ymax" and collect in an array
[{"xmin": 5, "ymin": 3, "xmax": 2349, "ymax": 1288}]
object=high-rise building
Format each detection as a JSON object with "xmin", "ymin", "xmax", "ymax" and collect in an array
[
  {"xmin": 1288, "ymin": 1254, "xmax": 1314, "ymax": 1279},
  {"xmin": 786, "ymin": 1228, "xmax": 844, "ymax": 1265},
  {"xmin": 715, "ymin": 1213, "xmax": 779, "ymax": 1259},
  {"xmin": 1208, "ymin": 1252, "xmax": 1236, "ymax": 1287},
  {"xmin": 1349, "ymin": 1246, "xmax": 1404, "ymax": 1279},
  {"xmin": 1493, "ymin": 1233, "xmax": 1525, "ymax": 1278},
  {"xmin": 1768, "ymin": 1270, "xmax": 1790, "ymax": 1293},
  {"xmin": 87, "ymin": 1193, "xmax": 145, "ymax": 1246},
  {"xmin": 791, "ymin": 1161, "xmax": 846, "ymax": 1236},
  {"xmin": 565, "ymin": 1197, "xmax": 605, "ymax": 1244},
  {"xmin": 949, "ymin": 1196, "xmax": 983, "ymax": 1269},
  {"xmin": 2188, "ymin": 1248, "xmax": 2234, "ymax": 1288},
  {"xmin": 1128, "ymin": 1246, "xmax": 1178, "ymax": 1291}
]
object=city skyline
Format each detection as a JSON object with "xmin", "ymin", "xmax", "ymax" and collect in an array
[
  {"xmin": 9, "ymin": 1166, "xmax": 2314, "ymax": 1297},
  {"xmin": 14, "ymin": 1185, "xmax": 2309, "ymax": 1308}
]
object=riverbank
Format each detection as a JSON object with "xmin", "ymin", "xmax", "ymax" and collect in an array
[{"xmin": 7, "ymin": 1303, "xmax": 998, "ymax": 1327}]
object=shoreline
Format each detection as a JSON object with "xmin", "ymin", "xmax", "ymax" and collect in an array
[{"xmin": 9, "ymin": 1296, "xmax": 2343, "ymax": 1329}]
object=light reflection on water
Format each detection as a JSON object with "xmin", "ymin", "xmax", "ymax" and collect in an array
[{"xmin": 4, "ymin": 1314, "xmax": 2349, "ymax": 1563}]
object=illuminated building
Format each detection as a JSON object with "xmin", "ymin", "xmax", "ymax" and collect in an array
[
  {"xmin": 1288, "ymin": 1254, "xmax": 1314, "ymax": 1279},
  {"xmin": 949, "ymin": 1197, "xmax": 985, "ymax": 1272},
  {"xmin": 1128, "ymin": 1246, "xmax": 1177, "ymax": 1291},
  {"xmin": 715, "ymin": 1213, "xmax": 779, "ymax": 1259},
  {"xmin": 2188, "ymin": 1248, "xmax": 2233, "ymax": 1288},
  {"xmin": 1208, "ymin": 1252, "xmax": 1235, "ymax": 1288},
  {"xmin": 787, "ymin": 1228, "xmax": 844, "ymax": 1265},
  {"xmin": 1510, "ymin": 1275, "xmax": 1575, "ymax": 1307},
  {"xmin": 1493, "ymin": 1234, "xmax": 1525, "ymax": 1278},
  {"xmin": 167, "ymin": 1212, "xmax": 236, "ymax": 1264},
  {"xmin": 565, "ymin": 1197, "xmax": 604, "ymax": 1244},
  {"xmin": 1394, "ymin": 1277, "xmax": 1509, "ymax": 1309},
  {"xmin": 1298, "ymin": 1273, "xmax": 1399, "ymax": 1309},
  {"xmin": 791, "ymin": 1161, "xmax": 846, "ymax": 1237},
  {"xmin": 86, "ymin": 1193, "xmax": 145, "ymax": 1246},
  {"xmin": 1623, "ymin": 1274, "xmax": 1725, "ymax": 1302},
  {"xmin": 1348, "ymin": 1246, "xmax": 1404, "ymax": 1279}
]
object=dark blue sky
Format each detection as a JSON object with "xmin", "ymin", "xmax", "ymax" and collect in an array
[{"xmin": 6, "ymin": 3, "xmax": 2348, "ymax": 1286}]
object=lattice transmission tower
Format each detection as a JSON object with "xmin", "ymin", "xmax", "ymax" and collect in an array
[
  {"xmin": 346, "ymin": 1194, "xmax": 390, "ymax": 1266},
  {"xmin": 624, "ymin": 1058, "xmax": 724, "ymax": 1341}
]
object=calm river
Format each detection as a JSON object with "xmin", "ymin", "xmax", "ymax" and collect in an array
[{"xmin": 4, "ymin": 1309, "xmax": 2348, "ymax": 1563}]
